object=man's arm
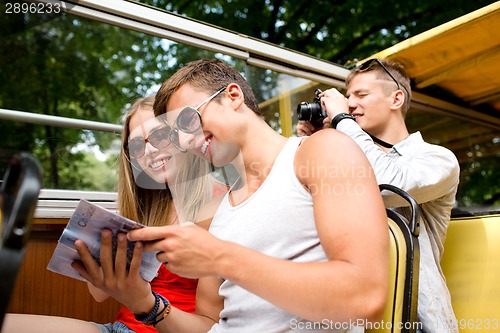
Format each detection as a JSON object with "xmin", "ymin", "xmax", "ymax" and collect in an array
[
  {"xmin": 316, "ymin": 86, "xmax": 459, "ymax": 206},
  {"xmin": 288, "ymin": 129, "xmax": 389, "ymax": 321},
  {"xmin": 220, "ymin": 130, "xmax": 388, "ymax": 323},
  {"xmin": 336, "ymin": 120, "xmax": 460, "ymax": 206}
]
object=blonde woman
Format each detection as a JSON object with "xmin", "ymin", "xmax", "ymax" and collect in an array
[{"xmin": 2, "ymin": 96, "xmax": 226, "ymax": 333}]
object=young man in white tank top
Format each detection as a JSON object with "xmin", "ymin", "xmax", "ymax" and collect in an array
[{"xmin": 119, "ymin": 59, "xmax": 388, "ymax": 333}]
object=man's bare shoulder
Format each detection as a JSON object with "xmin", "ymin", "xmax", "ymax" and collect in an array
[{"xmin": 296, "ymin": 128, "xmax": 361, "ymax": 159}]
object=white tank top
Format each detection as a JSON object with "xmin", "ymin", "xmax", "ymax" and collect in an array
[{"xmin": 208, "ymin": 137, "xmax": 359, "ymax": 333}]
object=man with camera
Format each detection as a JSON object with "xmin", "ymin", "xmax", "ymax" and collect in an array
[{"xmin": 296, "ymin": 58, "xmax": 460, "ymax": 333}]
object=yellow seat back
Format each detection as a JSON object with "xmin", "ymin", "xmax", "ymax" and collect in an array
[
  {"xmin": 441, "ymin": 214, "xmax": 500, "ymax": 333},
  {"xmin": 367, "ymin": 185, "xmax": 420, "ymax": 333}
]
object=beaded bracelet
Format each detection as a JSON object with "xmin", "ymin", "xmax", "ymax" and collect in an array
[
  {"xmin": 151, "ymin": 300, "xmax": 172, "ymax": 327},
  {"xmin": 134, "ymin": 291, "xmax": 170, "ymax": 326}
]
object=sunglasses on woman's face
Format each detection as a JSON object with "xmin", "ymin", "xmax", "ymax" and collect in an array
[
  {"xmin": 127, "ymin": 125, "xmax": 172, "ymax": 159},
  {"xmin": 169, "ymin": 86, "xmax": 226, "ymax": 152}
]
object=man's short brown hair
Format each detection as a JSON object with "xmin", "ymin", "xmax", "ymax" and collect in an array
[
  {"xmin": 154, "ymin": 58, "xmax": 263, "ymax": 118},
  {"xmin": 347, "ymin": 58, "xmax": 412, "ymax": 114}
]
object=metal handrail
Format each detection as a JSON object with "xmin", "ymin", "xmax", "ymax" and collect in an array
[{"xmin": 0, "ymin": 109, "xmax": 122, "ymax": 134}]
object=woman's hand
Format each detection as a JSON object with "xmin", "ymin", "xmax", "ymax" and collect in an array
[
  {"xmin": 87, "ymin": 281, "xmax": 110, "ymax": 302},
  {"xmin": 71, "ymin": 229, "xmax": 156, "ymax": 314}
]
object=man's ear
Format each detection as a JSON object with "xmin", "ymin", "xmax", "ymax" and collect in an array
[
  {"xmin": 390, "ymin": 89, "xmax": 405, "ymax": 110},
  {"xmin": 226, "ymin": 83, "xmax": 245, "ymax": 110}
]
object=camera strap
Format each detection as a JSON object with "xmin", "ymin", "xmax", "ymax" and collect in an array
[{"xmin": 365, "ymin": 131, "xmax": 394, "ymax": 149}]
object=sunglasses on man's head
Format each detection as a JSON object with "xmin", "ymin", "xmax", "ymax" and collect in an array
[
  {"xmin": 127, "ymin": 125, "xmax": 172, "ymax": 159},
  {"xmin": 358, "ymin": 58, "xmax": 409, "ymax": 96},
  {"xmin": 168, "ymin": 86, "xmax": 226, "ymax": 152}
]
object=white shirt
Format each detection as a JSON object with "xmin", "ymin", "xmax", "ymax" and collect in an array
[{"xmin": 336, "ymin": 119, "xmax": 460, "ymax": 333}]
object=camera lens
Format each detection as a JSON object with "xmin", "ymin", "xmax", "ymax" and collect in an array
[
  {"xmin": 297, "ymin": 101, "xmax": 324, "ymax": 127},
  {"xmin": 297, "ymin": 102, "xmax": 312, "ymax": 121}
]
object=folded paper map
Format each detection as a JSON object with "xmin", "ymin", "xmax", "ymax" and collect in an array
[{"xmin": 47, "ymin": 199, "xmax": 162, "ymax": 282}]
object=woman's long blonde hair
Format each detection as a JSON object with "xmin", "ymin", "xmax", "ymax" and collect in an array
[{"xmin": 117, "ymin": 96, "xmax": 213, "ymax": 226}]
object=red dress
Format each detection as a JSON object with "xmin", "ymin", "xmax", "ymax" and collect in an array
[
  {"xmin": 114, "ymin": 265, "xmax": 198, "ymax": 332},
  {"xmin": 113, "ymin": 184, "xmax": 227, "ymax": 331}
]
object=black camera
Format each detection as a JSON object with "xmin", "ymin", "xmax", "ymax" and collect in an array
[{"xmin": 297, "ymin": 89, "xmax": 326, "ymax": 128}]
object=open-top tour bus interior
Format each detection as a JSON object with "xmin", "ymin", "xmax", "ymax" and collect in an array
[{"xmin": 1, "ymin": 1, "xmax": 499, "ymax": 332}]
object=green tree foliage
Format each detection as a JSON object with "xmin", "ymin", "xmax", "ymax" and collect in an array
[
  {"xmin": 1, "ymin": 0, "xmax": 497, "ymax": 207},
  {"xmin": 143, "ymin": 0, "xmax": 496, "ymax": 64},
  {"xmin": 140, "ymin": 0, "xmax": 499, "ymax": 209},
  {"xmin": 457, "ymin": 154, "xmax": 500, "ymax": 208},
  {"xmin": 0, "ymin": 9, "xmax": 161, "ymax": 187}
]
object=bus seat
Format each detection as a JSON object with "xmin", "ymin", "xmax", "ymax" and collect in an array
[
  {"xmin": 0, "ymin": 153, "xmax": 42, "ymax": 328},
  {"xmin": 441, "ymin": 213, "xmax": 500, "ymax": 333},
  {"xmin": 366, "ymin": 184, "xmax": 420, "ymax": 333}
]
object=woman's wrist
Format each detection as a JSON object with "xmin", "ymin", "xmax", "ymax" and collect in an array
[
  {"xmin": 134, "ymin": 291, "xmax": 171, "ymax": 326},
  {"xmin": 133, "ymin": 291, "xmax": 157, "ymax": 316}
]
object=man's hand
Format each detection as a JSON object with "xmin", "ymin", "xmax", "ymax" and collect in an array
[
  {"xmin": 296, "ymin": 88, "xmax": 350, "ymax": 136},
  {"xmin": 319, "ymin": 88, "xmax": 349, "ymax": 120},
  {"xmin": 128, "ymin": 223, "xmax": 227, "ymax": 279},
  {"xmin": 296, "ymin": 120, "xmax": 320, "ymax": 137}
]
